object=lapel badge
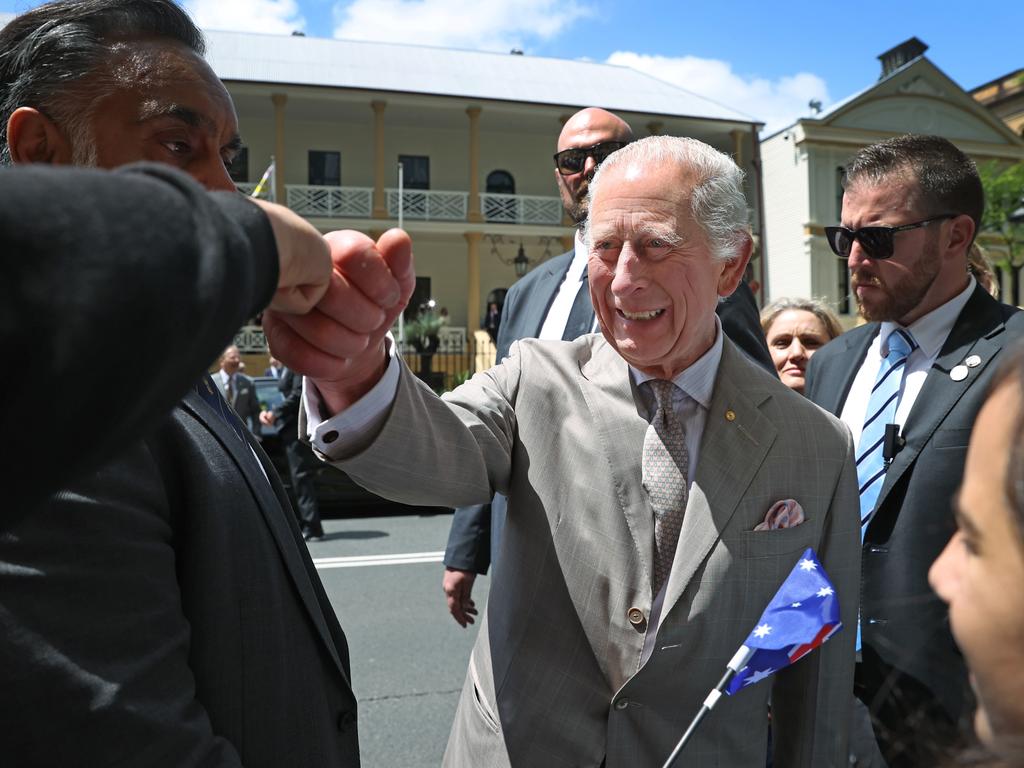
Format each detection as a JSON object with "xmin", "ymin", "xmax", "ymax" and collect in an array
[
  {"xmin": 725, "ymin": 409, "xmax": 736, "ymax": 422},
  {"xmin": 950, "ymin": 365, "xmax": 969, "ymax": 382},
  {"xmin": 965, "ymin": 354, "xmax": 982, "ymax": 368}
]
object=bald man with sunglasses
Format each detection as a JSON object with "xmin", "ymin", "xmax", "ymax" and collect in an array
[{"xmin": 805, "ymin": 134, "xmax": 1024, "ymax": 767}]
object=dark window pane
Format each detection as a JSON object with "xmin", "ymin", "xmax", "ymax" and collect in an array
[
  {"xmin": 309, "ymin": 150, "xmax": 341, "ymax": 186},
  {"xmin": 486, "ymin": 170, "xmax": 515, "ymax": 194},
  {"xmin": 229, "ymin": 146, "xmax": 249, "ymax": 183},
  {"xmin": 399, "ymin": 155, "xmax": 430, "ymax": 190}
]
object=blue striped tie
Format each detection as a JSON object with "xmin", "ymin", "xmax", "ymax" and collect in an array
[{"xmin": 856, "ymin": 328, "xmax": 917, "ymax": 536}]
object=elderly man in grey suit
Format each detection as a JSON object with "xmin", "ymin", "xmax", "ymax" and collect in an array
[{"xmin": 277, "ymin": 136, "xmax": 861, "ymax": 767}]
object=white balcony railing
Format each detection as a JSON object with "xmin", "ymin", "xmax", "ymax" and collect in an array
[
  {"xmin": 480, "ymin": 193, "xmax": 563, "ymax": 224},
  {"xmin": 235, "ymin": 182, "xmax": 274, "ymax": 201},
  {"xmin": 287, "ymin": 185, "xmax": 372, "ymax": 218},
  {"xmin": 234, "ymin": 324, "xmax": 266, "ymax": 354},
  {"xmin": 387, "ymin": 188, "xmax": 468, "ymax": 221}
]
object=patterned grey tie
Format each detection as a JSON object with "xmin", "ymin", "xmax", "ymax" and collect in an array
[{"xmin": 642, "ymin": 379, "xmax": 689, "ymax": 594}]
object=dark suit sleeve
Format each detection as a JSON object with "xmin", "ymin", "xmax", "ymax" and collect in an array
[
  {"xmin": 444, "ymin": 502, "xmax": 493, "ymax": 574},
  {"xmin": 494, "ymin": 284, "xmax": 522, "ymax": 363},
  {"xmin": 716, "ymin": 280, "xmax": 776, "ymax": 375},
  {"xmin": 1, "ymin": 163, "xmax": 278, "ymax": 513}
]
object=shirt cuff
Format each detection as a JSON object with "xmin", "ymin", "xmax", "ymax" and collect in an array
[{"xmin": 303, "ymin": 335, "xmax": 401, "ymax": 459}]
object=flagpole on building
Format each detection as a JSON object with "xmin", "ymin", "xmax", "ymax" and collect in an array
[
  {"xmin": 661, "ymin": 645, "xmax": 754, "ymax": 768},
  {"xmin": 397, "ymin": 162, "xmax": 405, "ymax": 352}
]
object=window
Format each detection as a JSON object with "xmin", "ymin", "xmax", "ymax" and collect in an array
[
  {"xmin": 835, "ymin": 166, "xmax": 850, "ymax": 314},
  {"xmin": 229, "ymin": 146, "xmax": 249, "ymax": 183},
  {"xmin": 309, "ymin": 150, "xmax": 341, "ymax": 186},
  {"xmin": 398, "ymin": 155, "xmax": 430, "ymax": 190}
]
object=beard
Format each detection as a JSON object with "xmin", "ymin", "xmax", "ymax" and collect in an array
[
  {"xmin": 851, "ymin": 237, "xmax": 942, "ymax": 323},
  {"xmin": 558, "ymin": 177, "xmax": 590, "ymax": 225}
]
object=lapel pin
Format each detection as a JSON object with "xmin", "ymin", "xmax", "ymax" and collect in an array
[
  {"xmin": 725, "ymin": 409, "xmax": 736, "ymax": 422},
  {"xmin": 965, "ymin": 354, "xmax": 982, "ymax": 368},
  {"xmin": 950, "ymin": 365, "xmax": 969, "ymax": 382}
]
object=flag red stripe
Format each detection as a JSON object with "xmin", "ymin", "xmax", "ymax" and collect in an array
[{"xmin": 788, "ymin": 623, "xmax": 836, "ymax": 663}]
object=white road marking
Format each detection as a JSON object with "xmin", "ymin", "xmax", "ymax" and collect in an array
[{"xmin": 313, "ymin": 551, "xmax": 445, "ymax": 570}]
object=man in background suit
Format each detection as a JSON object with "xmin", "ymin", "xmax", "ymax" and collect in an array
[
  {"xmin": 0, "ymin": 2, "xmax": 359, "ymax": 764},
  {"xmin": 264, "ymin": 356, "xmax": 285, "ymax": 378},
  {"xmin": 288, "ymin": 135, "xmax": 861, "ymax": 767},
  {"xmin": 805, "ymin": 134, "xmax": 1024, "ymax": 767},
  {"xmin": 442, "ymin": 107, "xmax": 776, "ymax": 626},
  {"xmin": 261, "ymin": 368, "xmax": 325, "ymax": 541},
  {"xmin": 217, "ymin": 344, "xmax": 261, "ymax": 435}
]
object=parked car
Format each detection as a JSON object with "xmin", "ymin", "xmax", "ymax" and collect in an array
[{"xmin": 252, "ymin": 376, "xmax": 445, "ymax": 517}]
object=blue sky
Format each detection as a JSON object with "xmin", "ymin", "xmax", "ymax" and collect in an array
[{"xmin": 2, "ymin": 0, "xmax": 1021, "ymax": 132}]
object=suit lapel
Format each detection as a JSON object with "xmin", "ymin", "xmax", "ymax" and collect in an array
[
  {"xmin": 875, "ymin": 288, "xmax": 1009, "ymax": 510},
  {"xmin": 181, "ymin": 389, "xmax": 351, "ymax": 688},
  {"xmin": 577, "ymin": 341, "xmax": 655, "ymax": 586},
  {"xmin": 663, "ymin": 342, "xmax": 777, "ymax": 616},
  {"xmin": 817, "ymin": 328, "xmax": 876, "ymax": 416}
]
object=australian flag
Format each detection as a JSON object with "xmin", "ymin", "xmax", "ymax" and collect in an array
[{"xmin": 725, "ymin": 547, "xmax": 842, "ymax": 695}]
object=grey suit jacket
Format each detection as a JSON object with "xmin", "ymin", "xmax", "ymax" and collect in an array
[{"xmin": 332, "ymin": 335, "xmax": 860, "ymax": 767}]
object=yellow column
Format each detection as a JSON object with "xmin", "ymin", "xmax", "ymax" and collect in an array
[
  {"xmin": 372, "ymin": 100, "xmax": 388, "ymax": 219},
  {"xmin": 731, "ymin": 129, "xmax": 746, "ymax": 168},
  {"xmin": 271, "ymin": 93, "xmax": 287, "ymax": 205},
  {"xmin": 465, "ymin": 232, "xmax": 482, "ymax": 331},
  {"xmin": 467, "ymin": 106, "xmax": 482, "ymax": 223}
]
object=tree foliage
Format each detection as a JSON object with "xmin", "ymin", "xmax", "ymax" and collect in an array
[{"xmin": 979, "ymin": 160, "xmax": 1024, "ymax": 268}]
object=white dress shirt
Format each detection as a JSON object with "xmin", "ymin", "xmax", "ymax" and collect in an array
[
  {"xmin": 537, "ymin": 231, "xmax": 593, "ymax": 340},
  {"xmin": 840, "ymin": 277, "xmax": 976, "ymax": 447}
]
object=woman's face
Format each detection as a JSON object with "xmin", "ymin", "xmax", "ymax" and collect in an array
[
  {"xmin": 764, "ymin": 309, "xmax": 831, "ymax": 394},
  {"xmin": 930, "ymin": 381, "xmax": 1024, "ymax": 756}
]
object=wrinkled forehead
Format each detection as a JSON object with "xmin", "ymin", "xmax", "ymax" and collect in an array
[
  {"xmin": 590, "ymin": 160, "xmax": 696, "ymax": 216},
  {"xmin": 104, "ymin": 39, "xmax": 237, "ymax": 122}
]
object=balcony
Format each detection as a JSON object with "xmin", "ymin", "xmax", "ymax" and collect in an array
[{"xmin": 281, "ymin": 184, "xmax": 563, "ymax": 225}]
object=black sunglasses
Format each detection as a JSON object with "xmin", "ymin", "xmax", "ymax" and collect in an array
[
  {"xmin": 553, "ymin": 141, "xmax": 629, "ymax": 176},
  {"xmin": 824, "ymin": 214, "xmax": 957, "ymax": 260}
]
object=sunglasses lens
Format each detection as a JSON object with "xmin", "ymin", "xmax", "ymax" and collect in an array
[
  {"xmin": 857, "ymin": 228, "xmax": 893, "ymax": 260},
  {"xmin": 825, "ymin": 227, "xmax": 852, "ymax": 257},
  {"xmin": 557, "ymin": 150, "xmax": 585, "ymax": 175}
]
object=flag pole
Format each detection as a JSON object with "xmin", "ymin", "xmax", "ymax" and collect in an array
[
  {"xmin": 661, "ymin": 645, "xmax": 754, "ymax": 768},
  {"xmin": 397, "ymin": 162, "xmax": 405, "ymax": 353}
]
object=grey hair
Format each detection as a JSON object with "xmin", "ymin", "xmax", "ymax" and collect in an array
[
  {"xmin": 0, "ymin": 0, "xmax": 205, "ymax": 165},
  {"xmin": 760, "ymin": 297, "xmax": 844, "ymax": 341},
  {"xmin": 583, "ymin": 135, "xmax": 751, "ymax": 262}
]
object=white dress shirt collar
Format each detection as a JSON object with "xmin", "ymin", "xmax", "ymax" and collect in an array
[{"xmin": 878, "ymin": 276, "xmax": 976, "ymax": 358}]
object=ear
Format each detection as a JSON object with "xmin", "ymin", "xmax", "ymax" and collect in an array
[
  {"xmin": 717, "ymin": 234, "xmax": 753, "ymax": 297},
  {"xmin": 6, "ymin": 106, "xmax": 74, "ymax": 165},
  {"xmin": 946, "ymin": 214, "xmax": 976, "ymax": 259}
]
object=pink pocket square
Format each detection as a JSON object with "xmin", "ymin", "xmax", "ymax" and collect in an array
[{"xmin": 754, "ymin": 499, "xmax": 805, "ymax": 531}]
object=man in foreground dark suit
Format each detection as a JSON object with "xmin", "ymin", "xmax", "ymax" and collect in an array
[
  {"xmin": 0, "ymin": 2, "xmax": 359, "ymax": 764},
  {"xmin": 2, "ymin": 161, "xmax": 331, "ymax": 516},
  {"xmin": 442, "ymin": 107, "xmax": 775, "ymax": 626},
  {"xmin": 805, "ymin": 134, "xmax": 1024, "ymax": 767}
]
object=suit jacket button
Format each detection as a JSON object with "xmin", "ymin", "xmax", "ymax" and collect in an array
[
  {"xmin": 337, "ymin": 710, "xmax": 357, "ymax": 732},
  {"xmin": 627, "ymin": 607, "xmax": 646, "ymax": 628},
  {"xmin": 614, "ymin": 698, "xmax": 629, "ymax": 710}
]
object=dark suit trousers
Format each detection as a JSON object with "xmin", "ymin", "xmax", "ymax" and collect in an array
[{"xmin": 285, "ymin": 436, "xmax": 322, "ymax": 532}]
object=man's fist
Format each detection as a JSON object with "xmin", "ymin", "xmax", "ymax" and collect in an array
[{"xmin": 263, "ymin": 228, "xmax": 414, "ymax": 415}]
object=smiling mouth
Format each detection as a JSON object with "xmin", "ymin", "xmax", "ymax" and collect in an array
[{"xmin": 618, "ymin": 308, "xmax": 665, "ymax": 321}]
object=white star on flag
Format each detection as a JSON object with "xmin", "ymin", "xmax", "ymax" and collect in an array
[
  {"xmin": 743, "ymin": 668, "xmax": 775, "ymax": 686},
  {"xmin": 798, "ymin": 558, "xmax": 817, "ymax": 572},
  {"xmin": 816, "ymin": 586, "xmax": 834, "ymax": 598},
  {"xmin": 752, "ymin": 623, "xmax": 772, "ymax": 639},
  {"xmin": 791, "ymin": 602, "xmax": 802, "ymax": 608}
]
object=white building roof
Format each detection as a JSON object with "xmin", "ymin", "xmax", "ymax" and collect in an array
[{"xmin": 204, "ymin": 30, "xmax": 757, "ymax": 125}]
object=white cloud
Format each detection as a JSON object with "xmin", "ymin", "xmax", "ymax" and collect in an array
[
  {"xmin": 183, "ymin": 0, "xmax": 306, "ymax": 35},
  {"xmin": 332, "ymin": 0, "xmax": 589, "ymax": 52},
  {"xmin": 606, "ymin": 51, "xmax": 830, "ymax": 134}
]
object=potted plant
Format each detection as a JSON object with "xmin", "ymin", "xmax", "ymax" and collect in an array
[{"xmin": 404, "ymin": 302, "xmax": 447, "ymax": 384}]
